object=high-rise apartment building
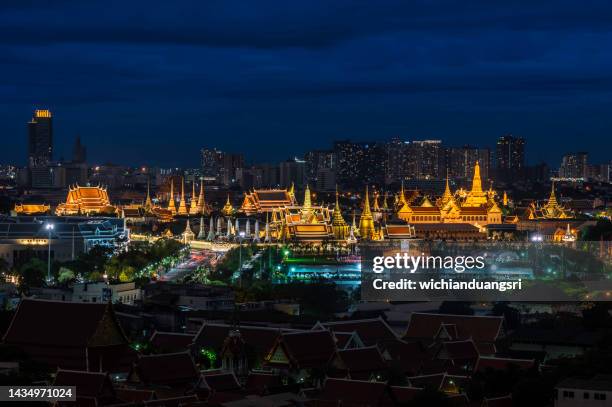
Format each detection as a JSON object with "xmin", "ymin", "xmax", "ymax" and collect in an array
[{"xmin": 28, "ymin": 109, "xmax": 53, "ymax": 167}]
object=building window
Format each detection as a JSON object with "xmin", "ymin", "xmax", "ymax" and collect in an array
[
  {"xmin": 595, "ymin": 393, "xmax": 607, "ymax": 400},
  {"xmin": 563, "ymin": 390, "xmax": 574, "ymax": 399},
  {"xmin": 584, "ymin": 392, "xmax": 590, "ymax": 399}
]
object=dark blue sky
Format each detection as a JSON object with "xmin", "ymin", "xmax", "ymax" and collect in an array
[{"xmin": 1, "ymin": 1, "xmax": 612, "ymax": 168}]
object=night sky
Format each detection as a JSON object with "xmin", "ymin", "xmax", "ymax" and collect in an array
[{"xmin": 2, "ymin": 1, "xmax": 612, "ymax": 168}]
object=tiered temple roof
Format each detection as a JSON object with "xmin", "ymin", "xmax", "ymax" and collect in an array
[
  {"xmin": 55, "ymin": 185, "xmax": 116, "ymax": 216},
  {"xmin": 241, "ymin": 189, "xmax": 295, "ymax": 215}
]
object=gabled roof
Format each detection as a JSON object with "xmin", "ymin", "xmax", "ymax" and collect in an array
[
  {"xmin": 436, "ymin": 340, "xmax": 480, "ymax": 361},
  {"xmin": 333, "ymin": 346, "xmax": 387, "ymax": 380},
  {"xmin": 404, "ymin": 313, "xmax": 504, "ymax": 343},
  {"xmin": 130, "ymin": 352, "xmax": 199, "ymax": 385},
  {"xmin": 193, "ymin": 323, "xmax": 299, "ymax": 355},
  {"xmin": 267, "ymin": 330, "xmax": 337, "ymax": 369},
  {"xmin": 3, "ymin": 299, "xmax": 126, "ymax": 347},
  {"xmin": 149, "ymin": 331, "xmax": 194, "ymax": 352},
  {"xmin": 314, "ymin": 317, "xmax": 398, "ymax": 346}
]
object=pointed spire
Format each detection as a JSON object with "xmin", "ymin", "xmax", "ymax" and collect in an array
[
  {"xmin": 216, "ymin": 217, "xmax": 222, "ymax": 236},
  {"xmin": 222, "ymin": 194, "xmax": 234, "ymax": 216},
  {"xmin": 303, "ymin": 184, "xmax": 312, "ymax": 209},
  {"xmin": 167, "ymin": 178, "xmax": 176, "ymax": 214},
  {"xmin": 442, "ymin": 169, "xmax": 453, "ymax": 203},
  {"xmin": 548, "ymin": 180, "xmax": 558, "ymax": 206},
  {"xmin": 288, "ymin": 182, "xmax": 295, "ymax": 203},
  {"xmin": 197, "ymin": 178, "xmax": 205, "ymax": 214},
  {"xmin": 253, "ymin": 219, "xmax": 260, "ymax": 243},
  {"xmin": 471, "ymin": 161, "xmax": 483, "ymax": 194},
  {"xmin": 145, "ymin": 178, "xmax": 153, "ymax": 212},
  {"xmin": 178, "ymin": 177, "xmax": 188, "ymax": 215},
  {"xmin": 399, "ymin": 180, "xmax": 407, "ymax": 206},
  {"xmin": 207, "ymin": 217, "xmax": 215, "ymax": 241},
  {"xmin": 182, "ymin": 217, "xmax": 195, "ymax": 243},
  {"xmin": 383, "ymin": 191, "xmax": 389, "ymax": 210},
  {"xmin": 245, "ymin": 219, "xmax": 251, "ymax": 237},
  {"xmin": 359, "ymin": 186, "xmax": 375, "ymax": 239},
  {"xmin": 189, "ymin": 181, "xmax": 198, "ymax": 215},
  {"xmin": 198, "ymin": 215, "xmax": 206, "ymax": 239},
  {"xmin": 503, "ymin": 191, "xmax": 508, "ymax": 206},
  {"xmin": 331, "ymin": 185, "xmax": 348, "ymax": 239}
]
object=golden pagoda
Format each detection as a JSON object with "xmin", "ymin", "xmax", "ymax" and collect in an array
[
  {"xmin": 301, "ymin": 184, "xmax": 314, "ymax": 221},
  {"xmin": 189, "ymin": 182, "xmax": 198, "ymax": 215},
  {"xmin": 439, "ymin": 171, "xmax": 453, "ymax": 207},
  {"xmin": 396, "ymin": 161, "xmax": 502, "ymax": 229},
  {"xmin": 331, "ymin": 186, "xmax": 349, "ymax": 239},
  {"xmin": 177, "ymin": 178, "xmax": 188, "ymax": 215},
  {"xmin": 167, "ymin": 179, "xmax": 177, "ymax": 215},
  {"xmin": 463, "ymin": 161, "xmax": 488, "ymax": 207},
  {"xmin": 359, "ymin": 186, "xmax": 376, "ymax": 240},
  {"xmin": 528, "ymin": 181, "xmax": 571, "ymax": 219},
  {"xmin": 196, "ymin": 180, "xmax": 207, "ymax": 214},
  {"xmin": 241, "ymin": 188, "xmax": 294, "ymax": 215},
  {"xmin": 144, "ymin": 179, "xmax": 153, "ymax": 213},
  {"xmin": 222, "ymin": 194, "xmax": 235, "ymax": 216},
  {"xmin": 503, "ymin": 191, "xmax": 508, "ymax": 207},
  {"xmin": 288, "ymin": 182, "xmax": 296, "ymax": 204}
]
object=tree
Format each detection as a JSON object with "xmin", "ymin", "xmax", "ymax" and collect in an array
[
  {"xmin": 57, "ymin": 267, "xmax": 76, "ymax": 285},
  {"xmin": 19, "ymin": 258, "xmax": 47, "ymax": 290}
]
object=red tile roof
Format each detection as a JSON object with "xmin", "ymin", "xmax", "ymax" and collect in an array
[
  {"xmin": 150, "ymin": 331, "xmax": 194, "ymax": 352},
  {"xmin": 130, "ymin": 352, "xmax": 199, "ymax": 386},
  {"xmin": 267, "ymin": 330, "xmax": 337, "ymax": 369},
  {"xmin": 315, "ymin": 318, "xmax": 398, "ymax": 346},
  {"xmin": 404, "ymin": 313, "xmax": 504, "ymax": 343},
  {"xmin": 333, "ymin": 346, "xmax": 387, "ymax": 380}
]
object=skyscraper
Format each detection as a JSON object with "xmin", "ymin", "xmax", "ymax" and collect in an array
[
  {"xmin": 447, "ymin": 146, "xmax": 490, "ymax": 181},
  {"xmin": 28, "ymin": 109, "xmax": 53, "ymax": 167},
  {"xmin": 559, "ymin": 152, "xmax": 588, "ymax": 179},
  {"xmin": 200, "ymin": 148, "xmax": 243, "ymax": 186},
  {"xmin": 410, "ymin": 140, "xmax": 443, "ymax": 179},
  {"xmin": 496, "ymin": 135, "xmax": 525, "ymax": 170}
]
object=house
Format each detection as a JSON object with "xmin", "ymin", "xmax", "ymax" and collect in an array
[
  {"xmin": 555, "ymin": 375, "xmax": 612, "ymax": 407},
  {"xmin": 2, "ymin": 299, "xmax": 136, "ymax": 372}
]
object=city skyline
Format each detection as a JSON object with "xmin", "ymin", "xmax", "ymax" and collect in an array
[{"xmin": 3, "ymin": 2, "xmax": 612, "ymax": 166}]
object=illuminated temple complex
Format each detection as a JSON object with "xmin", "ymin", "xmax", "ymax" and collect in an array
[
  {"xmin": 395, "ymin": 162, "xmax": 502, "ymax": 230},
  {"xmin": 241, "ymin": 186, "xmax": 296, "ymax": 215},
  {"xmin": 527, "ymin": 182, "xmax": 572, "ymax": 220},
  {"xmin": 55, "ymin": 185, "xmax": 117, "ymax": 216}
]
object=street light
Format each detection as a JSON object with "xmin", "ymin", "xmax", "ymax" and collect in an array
[{"xmin": 45, "ymin": 223, "xmax": 54, "ymax": 285}]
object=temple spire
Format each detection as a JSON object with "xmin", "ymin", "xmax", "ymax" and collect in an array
[
  {"xmin": 197, "ymin": 178, "xmax": 205, "ymax": 214},
  {"xmin": 178, "ymin": 177, "xmax": 188, "ymax": 215},
  {"xmin": 189, "ymin": 181, "xmax": 198, "ymax": 215},
  {"xmin": 359, "ymin": 186, "xmax": 375, "ymax": 239},
  {"xmin": 145, "ymin": 178, "xmax": 153, "ymax": 212},
  {"xmin": 471, "ymin": 161, "xmax": 483, "ymax": 194},
  {"xmin": 331, "ymin": 185, "xmax": 348, "ymax": 239},
  {"xmin": 167, "ymin": 178, "xmax": 176, "ymax": 215},
  {"xmin": 548, "ymin": 180, "xmax": 558, "ymax": 206}
]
